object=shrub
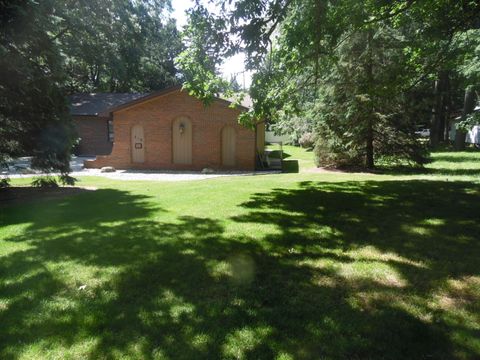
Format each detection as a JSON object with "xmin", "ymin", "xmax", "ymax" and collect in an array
[
  {"xmin": 0, "ymin": 177, "xmax": 9, "ymax": 188},
  {"xmin": 31, "ymin": 176, "xmax": 59, "ymax": 188},
  {"xmin": 314, "ymin": 136, "xmax": 362, "ymax": 168},
  {"xmin": 299, "ymin": 132, "xmax": 316, "ymax": 148},
  {"xmin": 0, "ymin": 161, "xmax": 9, "ymax": 188}
]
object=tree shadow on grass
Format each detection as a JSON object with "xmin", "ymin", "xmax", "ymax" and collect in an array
[
  {"xmin": 234, "ymin": 179, "xmax": 480, "ymax": 358},
  {"xmin": 379, "ymin": 165, "xmax": 480, "ymax": 177},
  {"xmin": 378, "ymin": 151, "xmax": 480, "ymax": 177},
  {"xmin": 1, "ymin": 188, "xmax": 158, "ymax": 227},
  {"xmin": 0, "ymin": 186, "xmax": 95, "ymax": 207},
  {"xmin": 431, "ymin": 152, "xmax": 480, "ymax": 163},
  {"xmin": 267, "ymin": 150, "xmax": 290, "ymax": 159},
  {"xmin": 426, "ymin": 167, "xmax": 480, "ymax": 177},
  {"xmin": 237, "ymin": 180, "xmax": 480, "ymax": 284},
  {"xmin": 0, "ymin": 182, "xmax": 479, "ymax": 359}
]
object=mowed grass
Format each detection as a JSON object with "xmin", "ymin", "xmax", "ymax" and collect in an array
[
  {"xmin": 1, "ymin": 148, "xmax": 480, "ymax": 359},
  {"xmin": 266, "ymin": 144, "xmax": 316, "ymax": 172}
]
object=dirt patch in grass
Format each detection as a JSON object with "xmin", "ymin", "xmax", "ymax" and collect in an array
[
  {"xmin": 305, "ymin": 166, "xmax": 364, "ymax": 174},
  {"xmin": 0, "ymin": 186, "xmax": 96, "ymax": 206},
  {"xmin": 305, "ymin": 167, "xmax": 341, "ymax": 173}
]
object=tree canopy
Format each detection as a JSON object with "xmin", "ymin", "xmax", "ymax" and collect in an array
[
  {"xmin": 56, "ymin": 0, "xmax": 182, "ymax": 92},
  {"xmin": 0, "ymin": 0, "xmax": 182, "ymax": 184},
  {"xmin": 179, "ymin": 0, "xmax": 480, "ymax": 168}
]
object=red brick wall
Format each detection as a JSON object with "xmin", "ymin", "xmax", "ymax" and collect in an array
[
  {"xmin": 85, "ymin": 90, "xmax": 257, "ymax": 170},
  {"xmin": 73, "ymin": 116, "xmax": 113, "ymax": 156}
]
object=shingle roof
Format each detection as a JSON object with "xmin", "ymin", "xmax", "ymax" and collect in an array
[
  {"xmin": 69, "ymin": 93, "xmax": 148, "ymax": 116},
  {"xmin": 220, "ymin": 93, "xmax": 253, "ymax": 109},
  {"xmin": 70, "ymin": 87, "xmax": 253, "ymax": 117}
]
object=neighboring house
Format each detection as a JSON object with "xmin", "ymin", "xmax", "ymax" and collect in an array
[
  {"xmin": 265, "ymin": 131, "xmax": 291, "ymax": 144},
  {"xmin": 72, "ymin": 85, "xmax": 265, "ymax": 171},
  {"xmin": 70, "ymin": 93, "xmax": 146, "ymax": 156},
  {"xmin": 449, "ymin": 105, "xmax": 480, "ymax": 144}
]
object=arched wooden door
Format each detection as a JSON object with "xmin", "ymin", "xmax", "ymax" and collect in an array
[
  {"xmin": 131, "ymin": 125, "xmax": 145, "ymax": 163},
  {"xmin": 222, "ymin": 126, "xmax": 236, "ymax": 167},
  {"xmin": 172, "ymin": 117, "xmax": 192, "ymax": 164}
]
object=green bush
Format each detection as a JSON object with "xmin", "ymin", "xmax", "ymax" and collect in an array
[
  {"xmin": 314, "ymin": 136, "xmax": 362, "ymax": 167},
  {"xmin": 31, "ymin": 176, "xmax": 59, "ymax": 188},
  {"xmin": 0, "ymin": 177, "xmax": 9, "ymax": 188},
  {"xmin": 299, "ymin": 132, "xmax": 317, "ymax": 148}
]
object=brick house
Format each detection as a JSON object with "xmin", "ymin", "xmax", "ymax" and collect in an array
[
  {"xmin": 70, "ymin": 93, "xmax": 146, "ymax": 156},
  {"xmin": 71, "ymin": 86, "xmax": 265, "ymax": 171}
]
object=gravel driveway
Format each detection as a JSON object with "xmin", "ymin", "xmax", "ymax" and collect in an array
[{"xmin": 2, "ymin": 157, "xmax": 277, "ymax": 181}]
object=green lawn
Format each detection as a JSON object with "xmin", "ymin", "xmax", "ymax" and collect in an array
[
  {"xmin": 1, "ymin": 148, "xmax": 480, "ymax": 359},
  {"xmin": 266, "ymin": 144, "xmax": 316, "ymax": 172}
]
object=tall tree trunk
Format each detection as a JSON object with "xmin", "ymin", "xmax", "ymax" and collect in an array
[
  {"xmin": 430, "ymin": 71, "xmax": 448, "ymax": 147},
  {"xmin": 439, "ymin": 72, "xmax": 450, "ymax": 142},
  {"xmin": 455, "ymin": 85, "xmax": 476, "ymax": 150},
  {"xmin": 444, "ymin": 75, "xmax": 452, "ymax": 142},
  {"xmin": 365, "ymin": 28, "xmax": 375, "ymax": 169},
  {"xmin": 109, "ymin": 76, "xmax": 117, "ymax": 92},
  {"xmin": 90, "ymin": 64, "xmax": 101, "ymax": 88},
  {"xmin": 366, "ymin": 118, "xmax": 374, "ymax": 168}
]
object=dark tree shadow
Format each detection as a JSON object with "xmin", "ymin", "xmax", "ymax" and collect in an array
[
  {"xmin": 379, "ymin": 166, "xmax": 480, "ymax": 177},
  {"xmin": 233, "ymin": 180, "xmax": 480, "ymax": 358},
  {"xmin": 236, "ymin": 180, "xmax": 480, "ymax": 281},
  {"xmin": 0, "ymin": 186, "xmax": 95, "ymax": 206},
  {"xmin": 268, "ymin": 150, "xmax": 291, "ymax": 160},
  {"xmin": 378, "ymin": 151, "xmax": 480, "ymax": 177},
  {"xmin": 0, "ymin": 181, "xmax": 479, "ymax": 359}
]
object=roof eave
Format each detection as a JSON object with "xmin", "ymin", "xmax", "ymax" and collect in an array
[
  {"xmin": 98, "ymin": 85, "xmax": 251, "ymax": 116},
  {"xmin": 98, "ymin": 85, "xmax": 183, "ymax": 116}
]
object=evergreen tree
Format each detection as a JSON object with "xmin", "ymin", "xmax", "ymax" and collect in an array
[
  {"xmin": 0, "ymin": 0, "xmax": 183, "ymax": 185},
  {"xmin": 0, "ymin": 0, "xmax": 75, "ymax": 184}
]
